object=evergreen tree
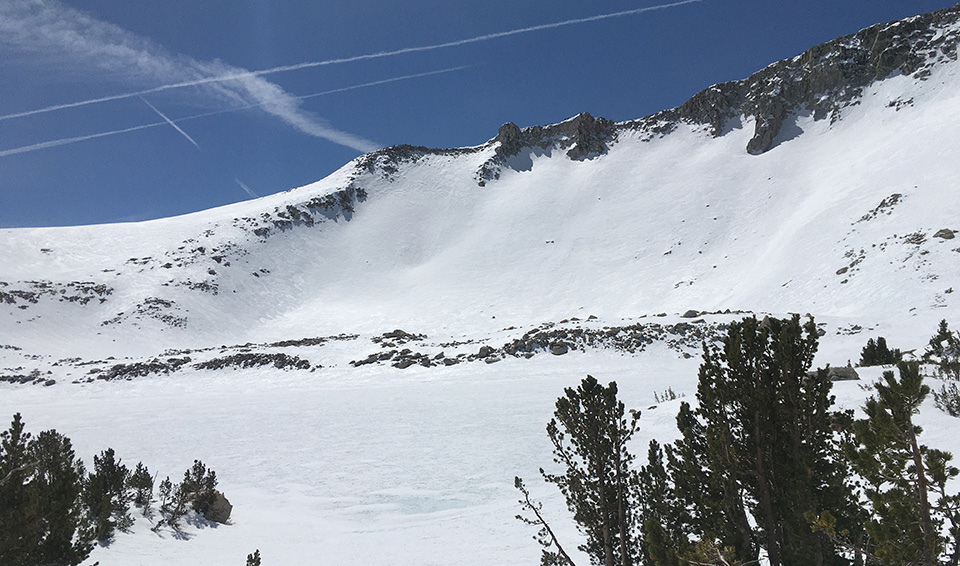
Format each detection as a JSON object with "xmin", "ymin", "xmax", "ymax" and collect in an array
[
  {"xmin": 246, "ymin": 549, "xmax": 262, "ymax": 566},
  {"xmin": 850, "ymin": 361, "xmax": 960, "ymax": 566},
  {"xmin": 83, "ymin": 447, "xmax": 132, "ymax": 541},
  {"xmin": 0, "ymin": 413, "xmax": 39, "ymax": 564},
  {"xmin": 0, "ymin": 414, "xmax": 93, "ymax": 566},
  {"xmin": 669, "ymin": 386, "xmax": 757, "ymax": 564},
  {"xmin": 926, "ymin": 320, "xmax": 960, "ymax": 381},
  {"xmin": 542, "ymin": 375, "xmax": 641, "ymax": 566},
  {"xmin": 669, "ymin": 316, "xmax": 859, "ymax": 566},
  {"xmin": 127, "ymin": 461, "xmax": 154, "ymax": 510},
  {"xmin": 639, "ymin": 440, "xmax": 689, "ymax": 566},
  {"xmin": 27, "ymin": 430, "xmax": 93, "ymax": 565},
  {"xmin": 182, "ymin": 459, "xmax": 218, "ymax": 515},
  {"xmin": 155, "ymin": 475, "xmax": 189, "ymax": 531},
  {"xmin": 859, "ymin": 337, "xmax": 902, "ymax": 367}
]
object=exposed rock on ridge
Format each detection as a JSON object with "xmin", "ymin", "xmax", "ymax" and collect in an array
[
  {"xmin": 326, "ymin": 6, "xmax": 960, "ymax": 185},
  {"xmin": 631, "ymin": 4, "xmax": 960, "ymax": 153}
]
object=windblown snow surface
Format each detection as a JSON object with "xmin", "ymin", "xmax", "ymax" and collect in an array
[{"xmin": 3, "ymin": 17, "xmax": 960, "ymax": 566}]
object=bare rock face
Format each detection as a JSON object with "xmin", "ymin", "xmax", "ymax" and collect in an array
[
  {"xmin": 202, "ymin": 490, "xmax": 233, "ymax": 524},
  {"xmin": 628, "ymin": 4, "xmax": 960, "ymax": 154},
  {"xmin": 363, "ymin": 5, "xmax": 960, "ymax": 190},
  {"xmin": 494, "ymin": 122, "xmax": 524, "ymax": 160}
]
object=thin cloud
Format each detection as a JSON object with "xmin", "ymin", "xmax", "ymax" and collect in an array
[
  {"xmin": 140, "ymin": 96, "xmax": 200, "ymax": 149},
  {"xmin": 0, "ymin": 121, "xmax": 164, "ymax": 158},
  {"xmin": 0, "ymin": 0, "xmax": 704, "ymax": 123},
  {"xmin": 0, "ymin": 67, "xmax": 468, "ymax": 159},
  {"xmin": 0, "ymin": 0, "xmax": 378, "ymax": 152}
]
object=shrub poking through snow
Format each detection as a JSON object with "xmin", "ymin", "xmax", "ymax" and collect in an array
[
  {"xmin": 84, "ymin": 447, "xmax": 133, "ymax": 541},
  {"xmin": 859, "ymin": 336, "xmax": 902, "ymax": 366},
  {"xmin": 926, "ymin": 319, "xmax": 960, "ymax": 381}
]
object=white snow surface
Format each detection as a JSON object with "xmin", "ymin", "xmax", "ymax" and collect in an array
[{"xmin": 1, "ymin": 36, "xmax": 960, "ymax": 566}]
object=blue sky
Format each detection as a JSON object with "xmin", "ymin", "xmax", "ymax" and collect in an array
[{"xmin": 1, "ymin": 0, "xmax": 956, "ymax": 228}]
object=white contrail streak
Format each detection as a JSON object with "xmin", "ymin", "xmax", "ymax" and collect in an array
[
  {"xmin": 235, "ymin": 178, "xmax": 259, "ymax": 199},
  {"xmin": 0, "ymin": 122, "xmax": 164, "ymax": 158},
  {"xmin": 0, "ymin": 67, "xmax": 467, "ymax": 159},
  {"xmin": 0, "ymin": 0, "xmax": 702, "ymax": 122},
  {"xmin": 299, "ymin": 66, "xmax": 469, "ymax": 100},
  {"xmin": 0, "ymin": 0, "xmax": 377, "ymax": 152},
  {"xmin": 174, "ymin": 66, "xmax": 469, "ymax": 119},
  {"xmin": 140, "ymin": 96, "xmax": 201, "ymax": 149}
]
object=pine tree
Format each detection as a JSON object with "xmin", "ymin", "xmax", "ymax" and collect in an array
[
  {"xmin": 926, "ymin": 320, "xmax": 960, "ymax": 380},
  {"xmin": 155, "ymin": 475, "xmax": 189, "ymax": 531},
  {"xmin": 246, "ymin": 549, "xmax": 262, "ymax": 566},
  {"xmin": 182, "ymin": 459, "xmax": 218, "ymax": 515},
  {"xmin": 669, "ymin": 316, "xmax": 859, "ymax": 566},
  {"xmin": 27, "ymin": 430, "xmax": 93, "ymax": 565},
  {"xmin": 859, "ymin": 337, "xmax": 901, "ymax": 367},
  {"xmin": 541, "ymin": 376, "xmax": 641, "ymax": 566},
  {"xmin": 0, "ymin": 413, "xmax": 39, "ymax": 565},
  {"xmin": 850, "ymin": 361, "xmax": 959, "ymax": 565},
  {"xmin": 127, "ymin": 461, "xmax": 154, "ymax": 512},
  {"xmin": 639, "ymin": 440, "xmax": 689, "ymax": 566},
  {"xmin": 83, "ymin": 447, "xmax": 132, "ymax": 541},
  {"xmin": 0, "ymin": 414, "xmax": 93, "ymax": 566}
]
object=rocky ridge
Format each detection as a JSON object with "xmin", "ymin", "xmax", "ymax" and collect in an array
[{"xmin": 354, "ymin": 5, "xmax": 960, "ymax": 186}]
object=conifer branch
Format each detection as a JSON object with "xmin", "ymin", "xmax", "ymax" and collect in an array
[{"xmin": 0, "ymin": 460, "xmax": 36, "ymax": 485}]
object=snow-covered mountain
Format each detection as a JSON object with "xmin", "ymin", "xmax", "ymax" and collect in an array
[
  {"xmin": 2, "ymin": 6, "xmax": 960, "ymax": 566},
  {"xmin": 3, "ymin": 5, "xmax": 960, "ymax": 366}
]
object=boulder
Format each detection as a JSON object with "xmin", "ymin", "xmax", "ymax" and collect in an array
[
  {"xmin": 806, "ymin": 366, "xmax": 860, "ymax": 381},
  {"xmin": 202, "ymin": 491, "xmax": 232, "ymax": 524}
]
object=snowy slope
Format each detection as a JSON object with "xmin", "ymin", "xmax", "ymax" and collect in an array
[
  {"xmin": 2, "ymin": 6, "xmax": 960, "ymax": 566},
  {"xmin": 2, "ymin": 11, "xmax": 960, "ymax": 362}
]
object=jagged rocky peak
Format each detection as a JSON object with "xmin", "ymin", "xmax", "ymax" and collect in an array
[
  {"xmin": 494, "ymin": 112, "xmax": 617, "ymax": 161},
  {"xmin": 666, "ymin": 3, "xmax": 960, "ymax": 153},
  {"xmin": 358, "ymin": 4, "xmax": 960, "ymax": 186}
]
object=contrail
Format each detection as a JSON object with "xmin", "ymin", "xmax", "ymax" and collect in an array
[
  {"xmin": 0, "ymin": 67, "xmax": 468, "ymax": 159},
  {"xmin": 140, "ymin": 96, "xmax": 201, "ymax": 149},
  {"xmin": 299, "ymin": 66, "xmax": 469, "ymax": 100},
  {"xmin": 165, "ymin": 66, "xmax": 469, "ymax": 123},
  {"xmin": 235, "ymin": 178, "xmax": 259, "ymax": 199},
  {"xmin": 0, "ymin": 0, "xmax": 702, "ymax": 122},
  {"xmin": 0, "ymin": 122, "xmax": 165, "ymax": 158}
]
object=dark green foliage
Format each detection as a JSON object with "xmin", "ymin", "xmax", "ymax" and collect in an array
[
  {"xmin": 849, "ymin": 361, "xmax": 960, "ymax": 566},
  {"xmin": 934, "ymin": 382, "xmax": 960, "ymax": 417},
  {"xmin": 2, "ymin": 414, "xmax": 227, "ymax": 562},
  {"xmin": 127, "ymin": 461, "xmax": 154, "ymax": 510},
  {"xmin": 155, "ymin": 475, "xmax": 189, "ymax": 531},
  {"xmin": 0, "ymin": 414, "xmax": 93, "ymax": 566},
  {"xmin": 246, "ymin": 549, "xmax": 262, "ymax": 566},
  {"xmin": 859, "ymin": 337, "xmax": 902, "ymax": 367},
  {"xmin": 926, "ymin": 320, "xmax": 960, "ymax": 381},
  {"xmin": 152, "ymin": 460, "xmax": 219, "ymax": 531},
  {"xmin": 639, "ymin": 440, "xmax": 689, "ymax": 566},
  {"xmin": 182, "ymin": 459, "xmax": 218, "ymax": 515},
  {"xmin": 669, "ymin": 315, "xmax": 859, "ymax": 566},
  {"xmin": 83, "ymin": 447, "xmax": 132, "ymax": 541},
  {"xmin": 542, "ymin": 375, "xmax": 640, "ymax": 566},
  {"xmin": 0, "ymin": 413, "xmax": 37, "ymax": 564}
]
